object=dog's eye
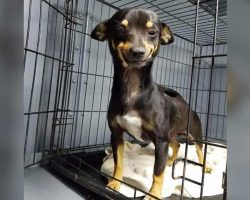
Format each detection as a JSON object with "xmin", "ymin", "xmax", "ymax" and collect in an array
[
  {"xmin": 148, "ymin": 30, "xmax": 158, "ymax": 37},
  {"xmin": 117, "ymin": 26, "xmax": 126, "ymax": 35}
]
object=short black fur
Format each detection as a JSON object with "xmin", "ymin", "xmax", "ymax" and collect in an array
[{"xmin": 91, "ymin": 8, "xmax": 208, "ymax": 199}]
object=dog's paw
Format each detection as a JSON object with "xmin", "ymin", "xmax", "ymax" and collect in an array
[
  {"xmin": 205, "ymin": 166, "xmax": 212, "ymax": 173},
  {"xmin": 143, "ymin": 194, "xmax": 161, "ymax": 200},
  {"xmin": 107, "ymin": 179, "xmax": 121, "ymax": 191},
  {"xmin": 143, "ymin": 190, "xmax": 161, "ymax": 200}
]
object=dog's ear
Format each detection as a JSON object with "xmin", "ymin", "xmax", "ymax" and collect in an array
[
  {"xmin": 91, "ymin": 20, "xmax": 109, "ymax": 41},
  {"xmin": 160, "ymin": 22, "xmax": 174, "ymax": 45}
]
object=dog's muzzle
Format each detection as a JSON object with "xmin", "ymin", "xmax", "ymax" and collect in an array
[{"xmin": 124, "ymin": 47, "xmax": 151, "ymax": 68}]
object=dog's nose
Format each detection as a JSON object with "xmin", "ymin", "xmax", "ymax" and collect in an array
[{"xmin": 130, "ymin": 47, "xmax": 146, "ymax": 58}]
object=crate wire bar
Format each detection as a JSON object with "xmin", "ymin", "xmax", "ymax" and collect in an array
[{"xmin": 24, "ymin": 0, "xmax": 227, "ymax": 199}]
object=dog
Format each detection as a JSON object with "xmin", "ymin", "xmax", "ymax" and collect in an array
[{"xmin": 91, "ymin": 8, "xmax": 212, "ymax": 200}]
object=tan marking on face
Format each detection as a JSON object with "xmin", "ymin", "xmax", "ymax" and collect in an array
[
  {"xmin": 121, "ymin": 19, "xmax": 128, "ymax": 27},
  {"xmin": 154, "ymin": 45, "xmax": 158, "ymax": 53},
  {"xmin": 118, "ymin": 42, "xmax": 123, "ymax": 48},
  {"xmin": 142, "ymin": 40, "xmax": 155, "ymax": 59},
  {"xmin": 117, "ymin": 42, "xmax": 128, "ymax": 67},
  {"xmin": 118, "ymin": 42, "xmax": 132, "ymax": 51},
  {"xmin": 146, "ymin": 21, "xmax": 153, "ymax": 28}
]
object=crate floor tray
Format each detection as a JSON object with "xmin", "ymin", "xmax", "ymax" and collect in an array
[{"xmin": 47, "ymin": 151, "xmax": 223, "ymax": 200}]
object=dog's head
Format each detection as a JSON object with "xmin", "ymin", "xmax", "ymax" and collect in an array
[{"xmin": 91, "ymin": 8, "xmax": 174, "ymax": 68}]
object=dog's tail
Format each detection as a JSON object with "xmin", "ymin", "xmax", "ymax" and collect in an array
[
  {"xmin": 163, "ymin": 87, "xmax": 180, "ymax": 97},
  {"xmin": 158, "ymin": 84, "xmax": 182, "ymax": 97},
  {"xmin": 158, "ymin": 84, "xmax": 189, "ymax": 105},
  {"xmin": 157, "ymin": 85, "xmax": 180, "ymax": 97}
]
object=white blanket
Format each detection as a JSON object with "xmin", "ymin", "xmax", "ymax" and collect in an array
[{"xmin": 101, "ymin": 141, "xmax": 227, "ymax": 198}]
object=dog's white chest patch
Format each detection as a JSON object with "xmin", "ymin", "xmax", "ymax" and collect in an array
[{"xmin": 116, "ymin": 112, "xmax": 143, "ymax": 142}]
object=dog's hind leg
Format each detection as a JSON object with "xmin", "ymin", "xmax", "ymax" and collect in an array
[
  {"xmin": 195, "ymin": 144, "xmax": 212, "ymax": 173},
  {"xmin": 190, "ymin": 113, "xmax": 212, "ymax": 173},
  {"xmin": 167, "ymin": 139, "xmax": 180, "ymax": 166},
  {"xmin": 107, "ymin": 130, "xmax": 124, "ymax": 191}
]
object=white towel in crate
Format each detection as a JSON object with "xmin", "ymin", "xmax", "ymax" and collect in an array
[{"xmin": 101, "ymin": 141, "xmax": 227, "ymax": 198}]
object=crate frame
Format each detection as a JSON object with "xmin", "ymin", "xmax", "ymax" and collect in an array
[{"xmin": 24, "ymin": 0, "xmax": 227, "ymax": 199}]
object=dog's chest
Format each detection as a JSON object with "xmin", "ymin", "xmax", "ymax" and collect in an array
[{"xmin": 116, "ymin": 111, "xmax": 144, "ymax": 142}]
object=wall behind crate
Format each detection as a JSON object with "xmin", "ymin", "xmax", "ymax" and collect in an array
[
  {"xmin": 48, "ymin": 0, "xmax": 197, "ymax": 150},
  {"xmin": 192, "ymin": 44, "xmax": 227, "ymax": 142},
  {"xmin": 24, "ymin": 0, "xmax": 227, "ymax": 166},
  {"xmin": 24, "ymin": 0, "xmax": 77, "ymax": 164}
]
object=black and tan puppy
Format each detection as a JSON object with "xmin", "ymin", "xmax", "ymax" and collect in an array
[{"xmin": 91, "ymin": 8, "xmax": 211, "ymax": 200}]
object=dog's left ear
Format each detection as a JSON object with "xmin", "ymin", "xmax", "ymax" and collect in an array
[
  {"xmin": 160, "ymin": 22, "xmax": 174, "ymax": 45},
  {"xmin": 91, "ymin": 20, "xmax": 109, "ymax": 41}
]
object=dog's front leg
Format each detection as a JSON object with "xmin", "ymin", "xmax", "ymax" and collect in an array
[
  {"xmin": 144, "ymin": 139, "xmax": 169, "ymax": 200},
  {"xmin": 107, "ymin": 129, "xmax": 124, "ymax": 191}
]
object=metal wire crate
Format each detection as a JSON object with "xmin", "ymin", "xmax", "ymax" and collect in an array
[{"xmin": 24, "ymin": 0, "xmax": 227, "ymax": 199}]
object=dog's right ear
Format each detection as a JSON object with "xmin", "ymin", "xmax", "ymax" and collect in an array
[
  {"xmin": 160, "ymin": 22, "xmax": 174, "ymax": 45},
  {"xmin": 91, "ymin": 20, "xmax": 109, "ymax": 41}
]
